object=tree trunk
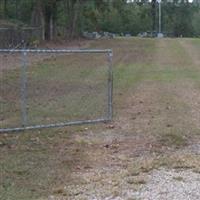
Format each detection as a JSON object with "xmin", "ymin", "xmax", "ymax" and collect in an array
[
  {"xmin": 50, "ymin": 15, "xmax": 54, "ymax": 40},
  {"xmin": 65, "ymin": 0, "xmax": 83, "ymax": 39},
  {"xmin": 0, "ymin": 1, "xmax": 3, "ymax": 18},
  {"xmin": 151, "ymin": 0, "xmax": 157, "ymax": 32},
  {"xmin": 70, "ymin": 1, "xmax": 80, "ymax": 38},
  {"xmin": 44, "ymin": 1, "xmax": 57, "ymax": 40},
  {"xmin": 3, "ymin": 0, "xmax": 8, "ymax": 19},
  {"xmin": 15, "ymin": 0, "xmax": 18, "ymax": 20},
  {"xmin": 31, "ymin": 0, "xmax": 45, "ymax": 40}
]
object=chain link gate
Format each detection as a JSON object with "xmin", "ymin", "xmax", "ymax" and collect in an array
[{"xmin": 0, "ymin": 49, "xmax": 113, "ymax": 133}]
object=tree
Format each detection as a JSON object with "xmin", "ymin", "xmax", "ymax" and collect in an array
[
  {"xmin": 192, "ymin": 8, "xmax": 200, "ymax": 36},
  {"xmin": 0, "ymin": 0, "xmax": 8, "ymax": 19},
  {"xmin": 31, "ymin": 0, "xmax": 45, "ymax": 40},
  {"xmin": 64, "ymin": 0, "xmax": 85, "ymax": 39},
  {"xmin": 1, "ymin": 0, "xmax": 200, "ymax": 40}
]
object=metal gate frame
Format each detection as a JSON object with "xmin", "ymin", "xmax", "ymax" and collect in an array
[{"xmin": 0, "ymin": 49, "xmax": 113, "ymax": 133}]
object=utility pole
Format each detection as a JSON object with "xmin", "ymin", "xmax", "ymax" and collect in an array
[
  {"xmin": 152, "ymin": 0, "xmax": 156, "ymax": 32},
  {"xmin": 159, "ymin": 0, "xmax": 161, "ymax": 33},
  {"xmin": 157, "ymin": 0, "xmax": 163, "ymax": 38}
]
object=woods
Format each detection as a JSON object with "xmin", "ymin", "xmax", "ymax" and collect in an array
[{"xmin": 0, "ymin": 0, "xmax": 200, "ymax": 40}]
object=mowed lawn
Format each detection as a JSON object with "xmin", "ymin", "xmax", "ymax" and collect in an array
[
  {"xmin": 0, "ymin": 38, "xmax": 200, "ymax": 200},
  {"xmin": 0, "ymin": 52, "xmax": 109, "ymax": 128}
]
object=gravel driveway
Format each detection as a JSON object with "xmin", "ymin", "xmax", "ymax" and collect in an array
[{"xmin": 131, "ymin": 169, "xmax": 200, "ymax": 200}]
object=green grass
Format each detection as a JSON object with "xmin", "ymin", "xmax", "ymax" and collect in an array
[
  {"xmin": 1, "ymin": 38, "xmax": 200, "ymax": 200},
  {"xmin": 1, "ymin": 53, "xmax": 108, "ymax": 127},
  {"xmin": 159, "ymin": 131, "xmax": 187, "ymax": 147},
  {"xmin": 114, "ymin": 63, "xmax": 200, "ymax": 90},
  {"xmin": 113, "ymin": 38, "xmax": 200, "ymax": 91},
  {"xmin": 190, "ymin": 38, "xmax": 200, "ymax": 47},
  {"xmin": 0, "ymin": 129, "xmax": 88, "ymax": 200}
]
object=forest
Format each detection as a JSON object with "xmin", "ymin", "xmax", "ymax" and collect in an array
[{"xmin": 0, "ymin": 0, "xmax": 200, "ymax": 40}]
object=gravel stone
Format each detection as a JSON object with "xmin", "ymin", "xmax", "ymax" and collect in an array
[{"xmin": 132, "ymin": 169, "xmax": 200, "ymax": 200}]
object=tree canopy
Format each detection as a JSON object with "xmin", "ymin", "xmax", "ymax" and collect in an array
[{"xmin": 0, "ymin": 0, "xmax": 200, "ymax": 40}]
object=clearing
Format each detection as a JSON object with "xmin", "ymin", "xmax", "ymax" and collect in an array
[{"xmin": 0, "ymin": 38, "xmax": 200, "ymax": 200}]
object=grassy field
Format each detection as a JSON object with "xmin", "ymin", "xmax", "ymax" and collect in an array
[
  {"xmin": 0, "ymin": 52, "xmax": 108, "ymax": 128},
  {"xmin": 0, "ymin": 38, "xmax": 200, "ymax": 200}
]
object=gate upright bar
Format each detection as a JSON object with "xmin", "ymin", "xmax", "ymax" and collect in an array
[
  {"xmin": 107, "ymin": 52, "xmax": 113, "ymax": 120},
  {"xmin": 21, "ymin": 51, "xmax": 28, "ymax": 127}
]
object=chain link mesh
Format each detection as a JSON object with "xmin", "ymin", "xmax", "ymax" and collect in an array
[
  {"xmin": 0, "ymin": 50, "xmax": 112, "ymax": 132},
  {"xmin": 0, "ymin": 53, "xmax": 21, "ymax": 128}
]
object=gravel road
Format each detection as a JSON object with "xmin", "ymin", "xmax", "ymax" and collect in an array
[{"xmin": 131, "ymin": 169, "xmax": 200, "ymax": 200}]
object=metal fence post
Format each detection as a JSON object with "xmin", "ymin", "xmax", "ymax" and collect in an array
[
  {"xmin": 107, "ymin": 51, "xmax": 113, "ymax": 120},
  {"xmin": 21, "ymin": 51, "xmax": 28, "ymax": 127}
]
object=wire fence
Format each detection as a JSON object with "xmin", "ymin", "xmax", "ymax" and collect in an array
[
  {"xmin": 0, "ymin": 27, "xmax": 43, "ymax": 48},
  {"xmin": 0, "ymin": 49, "xmax": 113, "ymax": 133}
]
